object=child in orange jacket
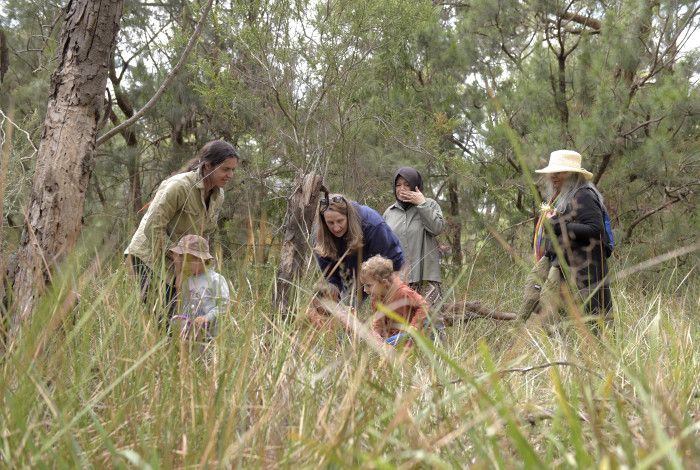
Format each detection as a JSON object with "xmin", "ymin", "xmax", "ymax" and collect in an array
[{"xmin": 360, "ymin": 255, "xmax": 427, "ymax": 345}]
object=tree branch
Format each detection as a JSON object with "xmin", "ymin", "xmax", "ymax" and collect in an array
[
  {"xmin": 593, "ymin": 152, "xmax": 613, "ymax": 185},
  {"xmin": 432, "ymin": 0, "xmax": 470, "ymax": 7},
  {"xmin": 450, "ymin": 360, "xmax": 604, "ymax": 385},
  {"xmin": 558, "ymin": 11, "xmax": 601, "ymax": 31},
  {"xmin": 95, "ymin": 0, "xmax": 214, "ymax": 147},
  {"xmin": 625, "ymin": 196, "xmax": 683, "ymax": 239},
  {"xmin": 116, "ymin": 20, "xmax": 173, "ymax": 84}
]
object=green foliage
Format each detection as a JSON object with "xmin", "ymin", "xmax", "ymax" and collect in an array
[
  {"xmin": 3, "ymin": 0, "xmax": 697, "ymax": 261},
  {"xmin": 1, "ymin": 1, "xmax": 699, "ymax": 461}
]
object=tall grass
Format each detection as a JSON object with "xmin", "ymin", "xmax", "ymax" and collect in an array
[{"xmin": 1, "ymin": 240, "xmax": 699, "ymax": 468}]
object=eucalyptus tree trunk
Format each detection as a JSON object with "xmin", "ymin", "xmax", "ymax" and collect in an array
[
  {"xmin": 274, "ymin": 172, "xmax": 326, "ymax": 317},
  {"xmin": 10, "ymin": 0, "xmax": 124, "ymax": 331},
  {"xmin": 0, "ymin": 29, "xmax": 8, "ymax": 84},
  {"xmin": 109, "ymin": 55, "xmax": 142, "ymax": 214}
]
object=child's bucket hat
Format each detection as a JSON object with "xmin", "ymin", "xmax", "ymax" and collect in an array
[{"xmin": 169, "ymin": 234, "xmax": 213, "ymax": 260}]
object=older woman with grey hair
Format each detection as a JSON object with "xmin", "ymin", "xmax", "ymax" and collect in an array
[{"xmin": 520, "ymin": 150, "xmax": 613, "ymax": 328}]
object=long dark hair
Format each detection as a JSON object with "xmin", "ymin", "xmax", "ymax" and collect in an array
[{"xmin": 179, "ymin": 140, "xmax": 239, "ymax": 174}]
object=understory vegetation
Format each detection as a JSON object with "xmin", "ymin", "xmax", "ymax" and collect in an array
[{"xmin": 2, "ymin": 236, "xmax": 698, "ymax": 468}]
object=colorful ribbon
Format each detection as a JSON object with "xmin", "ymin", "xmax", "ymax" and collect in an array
[{"xmin": 533, "ymin": 194, "xmax": 559, "ymax": 261}]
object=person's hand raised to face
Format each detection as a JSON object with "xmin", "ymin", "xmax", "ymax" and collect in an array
[{"xmin": 395, "ymin": 176, "xmax": 426, "ymax": 205}]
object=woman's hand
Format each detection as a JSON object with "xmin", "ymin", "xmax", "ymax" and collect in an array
[
  {"xmin": 539, "ymin": 202, "xmax": 557, "ymax": 220},
  {"xmin": 397, "ymin": 187, "xmax": 426, "ymax": 205},
  {"xmin": 193, "ymin": 316, "xmax": 209, "ymax": 327}
]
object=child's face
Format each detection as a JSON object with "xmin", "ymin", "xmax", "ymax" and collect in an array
[
  {"xmin": 362, "ymin": 277, "xmax": 389, "ymax": 298},
  {"xmin": 174, "ymin": 253, "xmax": 206, "ymax": 276}
]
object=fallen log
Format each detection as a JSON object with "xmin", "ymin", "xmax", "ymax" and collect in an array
[{"xmin": 442, "ymin": 300, "xmax": 517, "ymax": 326}]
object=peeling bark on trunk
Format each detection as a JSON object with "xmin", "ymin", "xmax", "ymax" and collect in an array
[
  {"xmin": 273, "ymin": 172, "xmax": 325, "ymax": 317},
  {"xmin": 10, "ymin": 0, "xmax": 124, "ymax": 331},
  {"xmin": 0, "ymin": 99, "xmax": 15, "ymax": 326}
]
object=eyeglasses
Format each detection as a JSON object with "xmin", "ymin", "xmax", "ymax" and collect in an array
[{"xmin": 319, "ymin": 195, "xmax": 346, "ymax": 213}]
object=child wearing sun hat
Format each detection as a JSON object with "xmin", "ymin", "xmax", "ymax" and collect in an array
[{"xmin": 169, "ymin": 234, "xmax": 230, "ymax": 339}]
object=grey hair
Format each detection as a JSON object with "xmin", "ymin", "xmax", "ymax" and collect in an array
[{"xmin": 545, "ymin": 173, "xmax": 588, "ymax": 213}]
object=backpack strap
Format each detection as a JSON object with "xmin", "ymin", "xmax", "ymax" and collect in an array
[{"xmin": 579, "ymin": 184, "xmax": 613, "ymax": 256}]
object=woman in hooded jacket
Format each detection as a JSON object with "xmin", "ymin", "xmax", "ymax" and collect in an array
[{"xmin": 384, "ymin": 167, "xmax": 445, "ymax": 331}]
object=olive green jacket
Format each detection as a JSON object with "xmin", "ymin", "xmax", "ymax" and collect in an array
[
  {"xmin": 125, "ymin": 170, "xmax": 224, "ymax": 271},
  {"xmin": 384, "ymin": 198, "xmax": 444, "ymax": 284}
]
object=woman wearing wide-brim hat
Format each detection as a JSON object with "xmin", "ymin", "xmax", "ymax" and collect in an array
[{"xmin": 519, "ymin": 150, "xmax": 613, "ymax": 329}]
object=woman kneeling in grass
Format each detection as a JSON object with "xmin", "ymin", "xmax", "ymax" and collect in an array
[
  {"xmin": 314, "ymin": 193, "xmax": 404, "ymax": 305},
  {"xmin": 169, "ymin": 234, "xmax": 230, "ymax": 340},
  {"xmin": 360, "ymin": 255, "xmax": 427, "ymax": 346}
]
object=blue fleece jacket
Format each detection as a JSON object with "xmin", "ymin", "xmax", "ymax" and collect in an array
[{"xmin": 316, "ymin": 203, "xmax": 404, "ymax": 293}]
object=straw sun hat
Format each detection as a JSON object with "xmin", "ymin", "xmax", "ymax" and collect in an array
[{"xmin": 535, "ymin": 150, "xmax": 593, "ymax": 180}]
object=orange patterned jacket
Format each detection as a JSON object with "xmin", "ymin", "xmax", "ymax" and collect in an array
[{"xmin": 371, "ymin": 281, "xmax": 427, "ymax": 340}]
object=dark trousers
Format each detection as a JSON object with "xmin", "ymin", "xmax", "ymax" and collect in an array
[
  {"xmin": 520, "ymin": 257, "xmax": 613, "ymax": 330},
  {"xmin": 128, "ymin": 256, "xmax": 177, "ymax": 327}
]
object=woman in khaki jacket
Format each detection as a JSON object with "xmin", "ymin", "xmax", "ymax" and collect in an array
[
  {"xmin": 384, "ymin": 167, "xmax": 445, "ymax": 335},
  {"xmin": 125, "ymin": 140, "xmax": 239, "ymax": 324}
]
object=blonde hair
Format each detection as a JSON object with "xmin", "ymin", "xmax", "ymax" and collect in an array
[
  {"xmin": 360, "ymin": 255, "xmax": 395, "ymax": 284},
  {"xmin": 313, "ymin": 194, "xmax": 364, "ymax": 259}
]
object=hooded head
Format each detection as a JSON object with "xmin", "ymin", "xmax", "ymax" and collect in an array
[{"xmin": 393, "ymin": 167, "xmax": 423, "ymax": 210}]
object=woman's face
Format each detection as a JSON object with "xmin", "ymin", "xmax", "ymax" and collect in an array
[
  {"xmin": 323, "ymin": 209, "xmax": 348, "ymax": 238},
  {"xmin": 205, "ymin": 157, "xmax": 238, "ymax": 188},
  {"xmin": 395, "ymin": 176, "xmax": 412, "ymax": 199},
  {"xmin": 549, "ymin": 172, "xmax": 570, "ymax": 192}
]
